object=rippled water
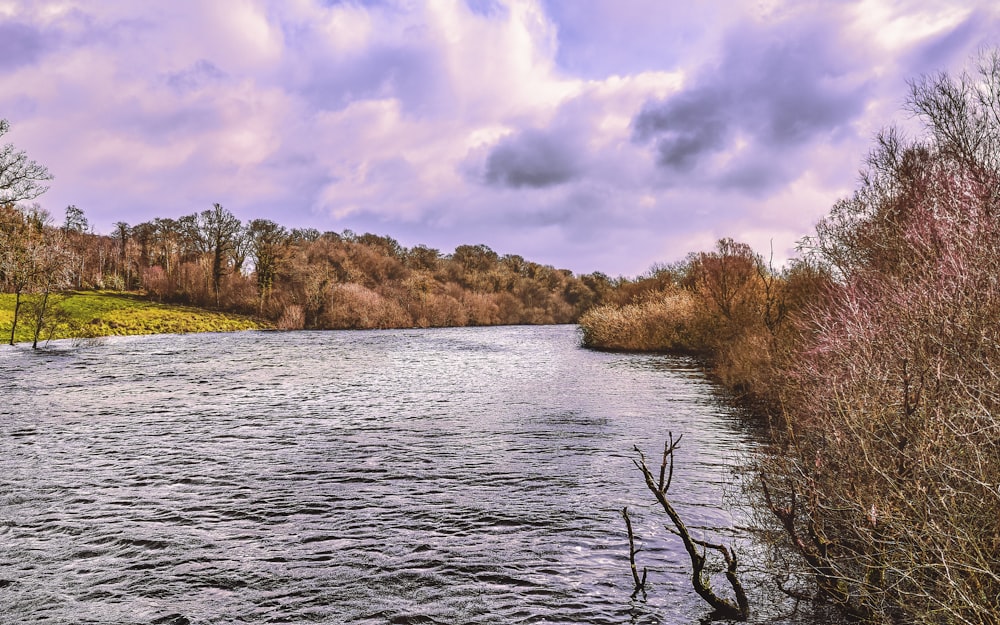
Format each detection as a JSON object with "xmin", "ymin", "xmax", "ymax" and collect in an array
[{"xmin": 1, "ymin": 325, "xmax": 827, "ymax": 624}]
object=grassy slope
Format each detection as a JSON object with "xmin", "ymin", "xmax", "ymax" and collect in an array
[{"xmin": 0, "ymin": 291, "xmax": 268, "ymax": 344}]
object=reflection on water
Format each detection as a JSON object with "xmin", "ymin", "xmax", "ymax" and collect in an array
[{"xmin": 0, "ymin": 325, "xmax": 832, "ymax": 624}]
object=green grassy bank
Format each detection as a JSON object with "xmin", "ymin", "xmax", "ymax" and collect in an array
[{"xmin": 0, "ymin": 291, "xmax": 268, "ymax": 345}]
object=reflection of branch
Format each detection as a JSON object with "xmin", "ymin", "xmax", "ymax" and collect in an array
[
  {"xmin": 760, "ymin": 478, "xmax": 873, "ymax": 621},
  {"xmin": 633, "ymin": 435, "xmax": 749, "ymax": 620},
  {"xmin": 621, "ymin": 507, "xmax": 647, "ymax": 597}
]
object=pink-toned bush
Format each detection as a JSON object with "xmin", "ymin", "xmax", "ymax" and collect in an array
[{"xmin": 765, "ymin": 51, "xmax": 1000, "ymax": 624}]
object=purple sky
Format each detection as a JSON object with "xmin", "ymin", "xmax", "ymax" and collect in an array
[{"xmin": 2, "ymin": 1, "xmax": 996, "ymax": 275}]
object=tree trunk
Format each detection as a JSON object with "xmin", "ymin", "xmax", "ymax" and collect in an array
[
  {"xmin": 9, "ymin": 289, "xmax": 21, "ymax": 345},
  {"xmin": 31, "ymin": 289, "xmax": 50, "ymax": 349}
]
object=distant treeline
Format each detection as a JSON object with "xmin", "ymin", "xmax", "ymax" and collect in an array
[{"xmin": 0, "ymin": 201, "xmax": 614, "ymax": 333}]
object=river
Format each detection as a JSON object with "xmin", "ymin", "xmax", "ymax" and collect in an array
[{"xmin": 0, "ymin": 325, "xmax": 833, "ymax": 624}]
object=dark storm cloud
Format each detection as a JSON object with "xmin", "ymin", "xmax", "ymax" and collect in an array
[
  {"xmin": 632, "ymin": 93, "xmax": 730, "ymax": 171},
  {"xmin": 482, "ymin": 128, "xmax": 581, "ymax": 188},
  {"xmin": 632, "ymin": 18, "xmax": 872, "ymax": 191},
  {"xmin": 0, "ymin": 22, "xmax": 48, "ymax": 71}
]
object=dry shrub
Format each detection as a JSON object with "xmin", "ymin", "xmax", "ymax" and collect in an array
[
  {"xmin": 712, "ymin": 327, "xmax": 773, "ymax": 394},
  {"xmin": 462, "ymin": 292, "xmax": 502, "ymax": 325},
  {"xmin": 215, "ymin": 272, "xmax": 257, "ymax": 313},
  {"xmin": 319, "ymin": 282, "xmax": 411, "ymax": 329},
  {"xmin": 764, "ymin": 54, "xmax": 1000, "ymax": 623},
  {"xmin": 494, "ymin": 292, "xmax": 523, "ymax": 323},
  {"xmin": 579, "ymin": 290, "xmax": 701, "ymax": 352},
  {"xmin": 421, "ymin": 292, "xmax": 468, "ymax": 327},
  {"xmin": 768, "ymin": 194, "xmax": 1000, "ymax": 623},
  {"xmin": 142, "ymin": 266, "xmax": 168, "ymax": 300},
  {"xmin": 276, "ymin": 304, "xmax": 305, "ymax": 330}
]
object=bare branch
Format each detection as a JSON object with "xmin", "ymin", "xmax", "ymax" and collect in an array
[{"xmin": 634, "ymin": 436, "xmax": 749, "ymax": 620}]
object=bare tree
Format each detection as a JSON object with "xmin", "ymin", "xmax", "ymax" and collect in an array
[
  {"xmin": 632, "ymin": 435, "xmax": 750, "ymax": 620},
  {"xmin": 28, "ymin": 227, "xmax": 73, "ymax": 348},
  {"xmin": 0, "ymin": 119, "xmax": 53, "ymax": 205},
  {"xmin": 1, "ymin": 205, "xmax": 49, "ymax": 345},
  {"xmin": 768, "ymin": 49, "xmax": 1000, "ymax": 624}
]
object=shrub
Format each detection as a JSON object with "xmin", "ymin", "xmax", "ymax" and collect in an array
[
  {"xmin": 319, "ymin": 282, "xmax": 412, "ymax": 329},
  {"xmin": 763, "ymin": 51, "xmax": 1000, "ymax": 624},
  {"xmin": 579, "ymin": 289, "xmax": 702, "ymax": 352}
]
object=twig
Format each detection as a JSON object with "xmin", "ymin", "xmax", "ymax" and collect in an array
[{"xmin": 621, "ymin": 506, "xmax": 647, "ymax": 597}]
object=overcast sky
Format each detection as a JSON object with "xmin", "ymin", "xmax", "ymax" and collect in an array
[{"xmin": 2, "ymin": 1, "xmax": 996, "ymax": 275}]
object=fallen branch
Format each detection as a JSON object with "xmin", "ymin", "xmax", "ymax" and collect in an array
[
  {"xmin": 621, "ymin": 506, "xmax": 647, "ymax": 597},
  {"xmin": 633, "ymin": 434, "xmax": 750, "ymax": 620}
]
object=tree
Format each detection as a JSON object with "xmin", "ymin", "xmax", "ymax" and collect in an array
[
  {"xmin": 451, "ymin": 244, "xmax": 498, "ymax": 273},
  {"xmin": 28, "ymin": 226, "xmax": 73, "ymax": 348},
  {"xmin": 766, "ymin": 49, "xmax": 1000, "ymax": 624},
  {"xmin": 685, "ymin": 238, "xmax": 762, "ymax": 322},
  {"xmin": 0, "ymin": 119, "xmax": 53, "ymax": 205},
  {"xmin": 62, "ymin": 205, "xmax": 91, "ymax": 288},
  {"xmin": 63, "ymin": 205, "xmax": 89, "ymax": 233},
  {"xmin": 405, "ymin": 244, "xmax": 441, "ymax": 271},
  {"xmin": 1, "ymin": 205, "xmax": 46, "ymax": 344},
  {"xmin": 111, "ymin": 221, "xmax": 132, "ymax": 287},
  {"xmin": 247, "ymin": 218, "xmax": 288, "ymax": 313},
  {"xmin": 0, "ymin": 206, "xmax": 71, "ymax": 347},
  {"xmin": 197, "ymin": 203, "xmax": 242, "ymax": 307}
]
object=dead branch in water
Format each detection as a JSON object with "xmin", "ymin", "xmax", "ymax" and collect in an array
[
  {"xmin": 621, "ymin": 506, "xmax": 647, "ymax": 597},
  {"xmin": 633, "ymin": 433, "xmax": 750, "ymax": 620}
]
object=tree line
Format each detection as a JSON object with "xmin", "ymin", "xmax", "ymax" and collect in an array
[
  {"xmin": 125, "ymin": 205, "xmax": 610, "ymax": 329},
  {"xmin": 2, "ymin": 197, "xmax": 614, "ymax": 342},
  {"xmin": 581, "ymin": 50, "xmax": 1000, "ymax": 623}
]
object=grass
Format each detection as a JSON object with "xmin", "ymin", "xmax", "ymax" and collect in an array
[{"xmin": 0, "ymin": 290, "xmax": 269, "ymax": 345}]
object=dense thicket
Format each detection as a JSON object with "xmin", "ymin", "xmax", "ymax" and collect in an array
[
  {"xmin": 760, "ymin": 52, "xmax": 1000, "ymax": 624},
  {"xmin": 1, "ymin": 202, "xmax": 608, "ymax": 335},
  {"xmin": 579, "ymin": 239, "xmax": 827, "ymax": 400},
  {"xmin": 581, "ymin": 51, "xmax": 1000, "ymax": 623}
]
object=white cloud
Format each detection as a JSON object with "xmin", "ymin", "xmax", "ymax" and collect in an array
[{"xmin": 1, "ymin": 0, "xmax": 999, "ymax": 275}]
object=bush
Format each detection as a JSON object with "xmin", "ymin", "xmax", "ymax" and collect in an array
[
  {"xmin": 579, "ymin": 290, "xmax": 702, "ymax": 352},
  {"xmin": 319, "ymin": 282, "xmax": 412, "ymax": 329},
  {"xmin": 762, "ymin": 50, "xmax": 1000, "ymax": 624}
]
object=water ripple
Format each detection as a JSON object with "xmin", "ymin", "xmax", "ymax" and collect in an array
[{"xmin": 1, "ymin": 326, "xmax": 827, "ymax": 624}]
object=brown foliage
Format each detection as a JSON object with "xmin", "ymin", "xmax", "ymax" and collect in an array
[{"xmin": 763, "ymin": 51, "xmax": 1000, "ymax": 624}]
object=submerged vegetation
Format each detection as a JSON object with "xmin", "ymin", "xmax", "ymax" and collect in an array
[{"xmin": 586, "ymin": 51, "xmax": 1000, "ymax": 623}]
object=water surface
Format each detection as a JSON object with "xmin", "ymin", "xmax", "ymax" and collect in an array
[{"xmin": 1, "ymin": 325, "xmax": 820, "ymax": 624}]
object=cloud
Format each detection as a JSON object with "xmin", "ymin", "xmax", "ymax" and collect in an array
[
  {"xmin": 903, "ymin": 8, "xmax": 995, "ymax": 77},
  {"xmin": 166, "ymin": 60, "xmax": 227, "ymax": 93},
  {"xmin": 0, "ymin": 22, "xmax": 47, "ymax": 71},
  {"xmin": 3, "ymin": 0, "xmax": 1000, "ymax": 277},
  {"xmin": 632, "ymin": 10, "xmax": 873, "ymax": 192},
  {"xmin": 480, "ymin": 128, "xmax": 581, "ymax": 188}
]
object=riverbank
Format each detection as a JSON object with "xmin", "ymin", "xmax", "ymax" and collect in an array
[{"xmin": 0, "ymin": 290, "xmax": 268, "ymax": 345}]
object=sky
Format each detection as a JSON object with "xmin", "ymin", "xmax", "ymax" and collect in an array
[{"xmin": 1, "ymin": 0, "xmax": 997, "ymax": 276}]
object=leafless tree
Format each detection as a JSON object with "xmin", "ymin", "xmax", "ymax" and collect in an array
[
  {"xmin": 0, "ymin": 119, "xmax": 53, "ymax": 205},
  {"xmin": 632, "ymin": 435, "xmax": 750, "ymax": 620}
]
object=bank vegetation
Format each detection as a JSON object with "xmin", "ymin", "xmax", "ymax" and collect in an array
[
  {"xmin": 582, "ymin": 51, "xmax": 1000, "ymax": 623},
  {"xmin": 1, "ymin": 202, "xmax": 611, "ymax": 346}
]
